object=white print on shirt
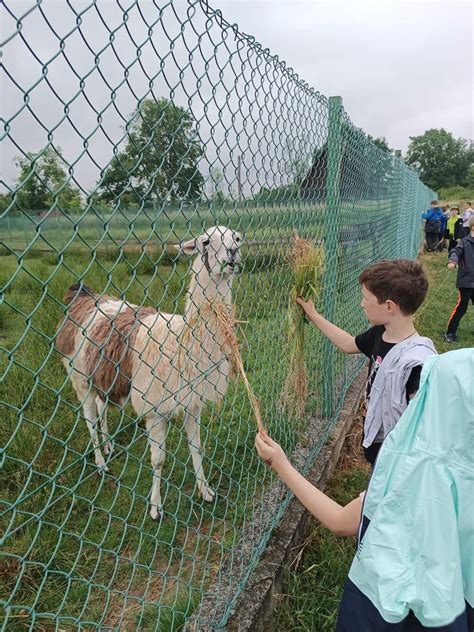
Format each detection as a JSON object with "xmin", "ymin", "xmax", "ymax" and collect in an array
[{"xmin": 365, "ymin": 354, "xmax": 383, "ymax": 403}]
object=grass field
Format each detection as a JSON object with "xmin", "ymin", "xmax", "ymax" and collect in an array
[
  {"xmin": 1, "ymin": 239, "xmax": 358, "ymax": 630},
  {"xmin": 272, "ymin": 251, "xmax": 474, "ymax": 631},
  {"xmin": 0, "ymin": 199, "xmax": 390, "ymax": 255},
  {"xmin": 1, "ymin": 204, "xmax": 313, "ymax": 254}
]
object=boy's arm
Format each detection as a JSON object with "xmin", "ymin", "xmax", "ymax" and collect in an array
[
  {"xmin": 449, "ymin": 240, "xmax": 465, "ymax": 266},
  {"xmin": 255, "ymin": 432, "xmax": 362, "ymax": 537},
  {"xmin": 406, "ymin": 365, "xmax": 422, "ymax": 400},
  {"xmin": 296, "ymin": 298, "xmax": 359, "ymax": 354}
]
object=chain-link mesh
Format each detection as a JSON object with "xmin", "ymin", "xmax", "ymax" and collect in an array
[{"xmin": 1, "ymin": 2, "xmax": 435, "ymax": 630}]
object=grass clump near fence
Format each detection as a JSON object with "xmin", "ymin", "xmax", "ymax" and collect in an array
[{"xmin": 281, "ymin": 234, "xmax": 325, "ymax": 418}]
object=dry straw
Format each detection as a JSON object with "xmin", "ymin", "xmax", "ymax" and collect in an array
[
  {"xmin": 178, "ymin": 302, "xmax": 263, "ymax": 430},
  {"xmin": 280, "ymin": 233, "xmax": 325, "ymax": 418}
]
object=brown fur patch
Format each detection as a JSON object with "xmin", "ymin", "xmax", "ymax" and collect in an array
[
  {"xmin": 84, "ymin": 306, "xmax": 156, "ymax": 403},
  {"xmin": 56, "ymin": 286, "xmax": 99, "ymax": 357}
]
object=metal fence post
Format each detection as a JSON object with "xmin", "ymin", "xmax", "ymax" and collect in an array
[
  {"xmin": 321, "ymin": 96, "xmax": 343, "ymax": 417},
  {"xmin": 393, "ymin": 149, "xmax": 404, "ymax": 257}
]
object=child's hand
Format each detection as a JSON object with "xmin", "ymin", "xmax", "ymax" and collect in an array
[
  {"xmin": 447, "ymin": 262, "xmax": 457, "ymax": 270},
  {"xmin": 255, "ymin": 430, "xmax": 289, "ymax": 474},
  {"xmin": 296, "ymin": 297, "xmax": 318, "ymax": 320}
]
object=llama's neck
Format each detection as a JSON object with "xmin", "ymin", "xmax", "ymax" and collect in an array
[{"xmin": 184, "ymin": 262, "xmax": 233, "ymax": 319}]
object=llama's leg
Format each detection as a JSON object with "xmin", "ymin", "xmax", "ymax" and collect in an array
[
  {"xmin": 96, "ymin": 396, "xmax": 113, "ymax": 456},
  {"xmin": 146, "ymin": 413, "xmax": 168, "ymax": 520},
  {"xmin": 183, "ymin": 405, "xmax": 215, "ymax": 502},
  {"xmin": 71, "ymin": 376, "xmax": 108, "ymax": 471}
]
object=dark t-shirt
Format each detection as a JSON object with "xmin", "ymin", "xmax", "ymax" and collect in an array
[{"xmin": 355, "ymin": 325, "xmax": 421, "ymax": 443}]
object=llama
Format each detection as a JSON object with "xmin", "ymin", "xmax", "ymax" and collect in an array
[{"xmin": 56, "ymin": 226, "xmax": 242, "ymax": 519}]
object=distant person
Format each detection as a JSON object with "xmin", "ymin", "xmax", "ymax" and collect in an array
[
  {"xmin": 461, "ymin": 201, "xmax": 473, "ymax": 238},
  {"xmin": 446, "ymin": 207, "xmax": 463, "ymax": 254},
  {"xmin": 444, "ymin": 214, "xmax": 474, "ymax": 343},
  {"xmin": 422, "ymin": 200, "xmax": 444, "ymax": 252}
]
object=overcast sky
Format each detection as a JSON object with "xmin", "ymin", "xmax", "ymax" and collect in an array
[
  {"xmin": 217, "ymin": 0, "xmax": 473, "ymax": 148},
  {"xmin": 1, "ymin": 0, "xmax": 472, "ymax": 195}
]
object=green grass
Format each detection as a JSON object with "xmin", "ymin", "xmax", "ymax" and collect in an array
[
  {"xmin": 271, "ymin": 251, "xmax": 474, "ymax": 630},
  {"xmin": 0, "ymin": 204, "xmax": 324, "ymax": 254},
  {"xmin": 0, "ymin": 199, "xmax": 392, "ymax": 255}
]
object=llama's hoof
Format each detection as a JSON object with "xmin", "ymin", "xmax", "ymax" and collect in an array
[
  {"xmin": 96, "ymin": 463, "xmax": 110, "ymax": 475},
  {"xmin": 200, "ymin": 485, "xmax": 216, "ymax": 502},
  {"xmin": 149, "ymin": 506, "xmax": 164, "ymax": 521},
  {"xmin": 103, "ymin": 442, "xmax": 114, "ymax": 456}
]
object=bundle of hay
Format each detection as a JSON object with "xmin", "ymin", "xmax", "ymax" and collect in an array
[{"xmin": 280, "ymin": 234, "xmax": 325, "ymax": 418}]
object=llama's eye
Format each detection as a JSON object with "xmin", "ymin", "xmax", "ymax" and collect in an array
[
  {"xmin": 235, "ymin": 236, "xmax": 241, "ymax": 243},
  {"xmin": 202, "ymin": 239, "xmax": 210, "ymax": 247}
]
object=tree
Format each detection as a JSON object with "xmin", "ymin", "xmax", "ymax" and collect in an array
[
  {"xmin": 405, "ymin": 129, "xmax": 473, "ymax": 191},
  {"xmin": 97, "ymin": 98, "xmax": 204, "ymax": 205},
  {"xmin": 254, "ymin": 184, "xmax": 298, "ymax": 204},
  {"xmin": 367, "ymin": 135, "xmax": 392, "ymax": 154},
  {"xmin": 300, "ymin": 125, "xmax": 395, "ymax": 202},
  {"xmin": 0, "ymin": 193, "xmax": 12, "ymax": 214},
  {"xmin": 14, "ymin": 148, "xmax": 82, "ymax": 213},
  {"xmin": 207, "ymin": 167, "xmax": 229, "ymax": 205},
  {"xmin": 464, "ymin": 164, "xmax": 474, "ymax": 189}
]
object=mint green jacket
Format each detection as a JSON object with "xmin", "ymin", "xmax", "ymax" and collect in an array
[{"xmin": 349, "ymin": 349, "xmax": 474, "ymax": 627}]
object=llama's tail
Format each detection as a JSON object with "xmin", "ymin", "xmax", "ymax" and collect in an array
[{"xmin": 64, "ymin": 282, "xmax": 97, "ymax": 304}]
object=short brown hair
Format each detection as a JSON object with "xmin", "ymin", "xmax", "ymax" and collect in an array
[
  {"xmin": 431, "ymin": 200, "xmax": 438, "ymax": 205},
  {"xmin": 359, "ymin": 259, "xmax": 428, "ymax": 315}
]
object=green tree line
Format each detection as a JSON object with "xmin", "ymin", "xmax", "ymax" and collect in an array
[
  {"xmin": 0, "ymin": 98, "xmax": 204, "ymax": 216},
  {"xmin": 1, "ymin": 102, "xmax": 472, "ymax": 216},
  {"xmin": 405, "ymin": 128, "xmax": 474, "ymax": 192}
]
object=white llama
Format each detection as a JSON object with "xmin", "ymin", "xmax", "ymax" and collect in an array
[{"xmin": 56, "ymin": 226, "xmax": 242, "ymax": 519}]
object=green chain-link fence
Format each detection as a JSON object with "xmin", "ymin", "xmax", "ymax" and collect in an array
[{"xmin": 1, "ymin": 1, "xmax": 435, "ymax": 630}]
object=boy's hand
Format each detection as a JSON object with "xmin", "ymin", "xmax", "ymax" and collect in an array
[
  {"xmin": 296, "ymin": 297, "xmax": 318, "ymax": 320},
  {"xmin": 447, "ymin": 262, "xmax": 457, "ymax": 269},
  {"xmin": 255, "ymin": 430, "xmax": 289, "ymax": 474}
]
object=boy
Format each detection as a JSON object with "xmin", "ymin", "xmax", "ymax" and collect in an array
[
  {"xmin": 444, "ymin": 214, "xmax": 474, "ymax": 343},
  {"xmin": 446, "ymin": 206, "xmax": 463, "ymax": 253},
  {"xmin": 422, "ymin": 200, "xmax": 444, "ymax": 252},
  {"xmin": 461, "ymin": 201, "xmax": 473, "ymax": 238},
  {"xmin": 297, "ymin": 259, "xmax": 436, "ymax": 466}
]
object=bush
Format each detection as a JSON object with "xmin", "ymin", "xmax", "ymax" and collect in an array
[{"xmin": 438, "ymin": 186, "xmax": 474, "ymax": 206}]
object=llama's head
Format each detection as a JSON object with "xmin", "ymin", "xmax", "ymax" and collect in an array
[{"xmin": 177, "ymin": 226, "xmax": 242, "ymax": 280}]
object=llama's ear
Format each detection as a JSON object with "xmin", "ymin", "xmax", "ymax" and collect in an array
[{"xmin": 176, "ymin": 238, "xmax": 197, "ymax": 256}]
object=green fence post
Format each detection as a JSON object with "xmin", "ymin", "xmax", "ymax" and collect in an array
[
  {"xmin": 393, "ymin": 150, "xmax": 404, "ymax": 257},
  {"xmin": 321, "ymin": 96, "xmax": 343, "ymax": 417}
]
